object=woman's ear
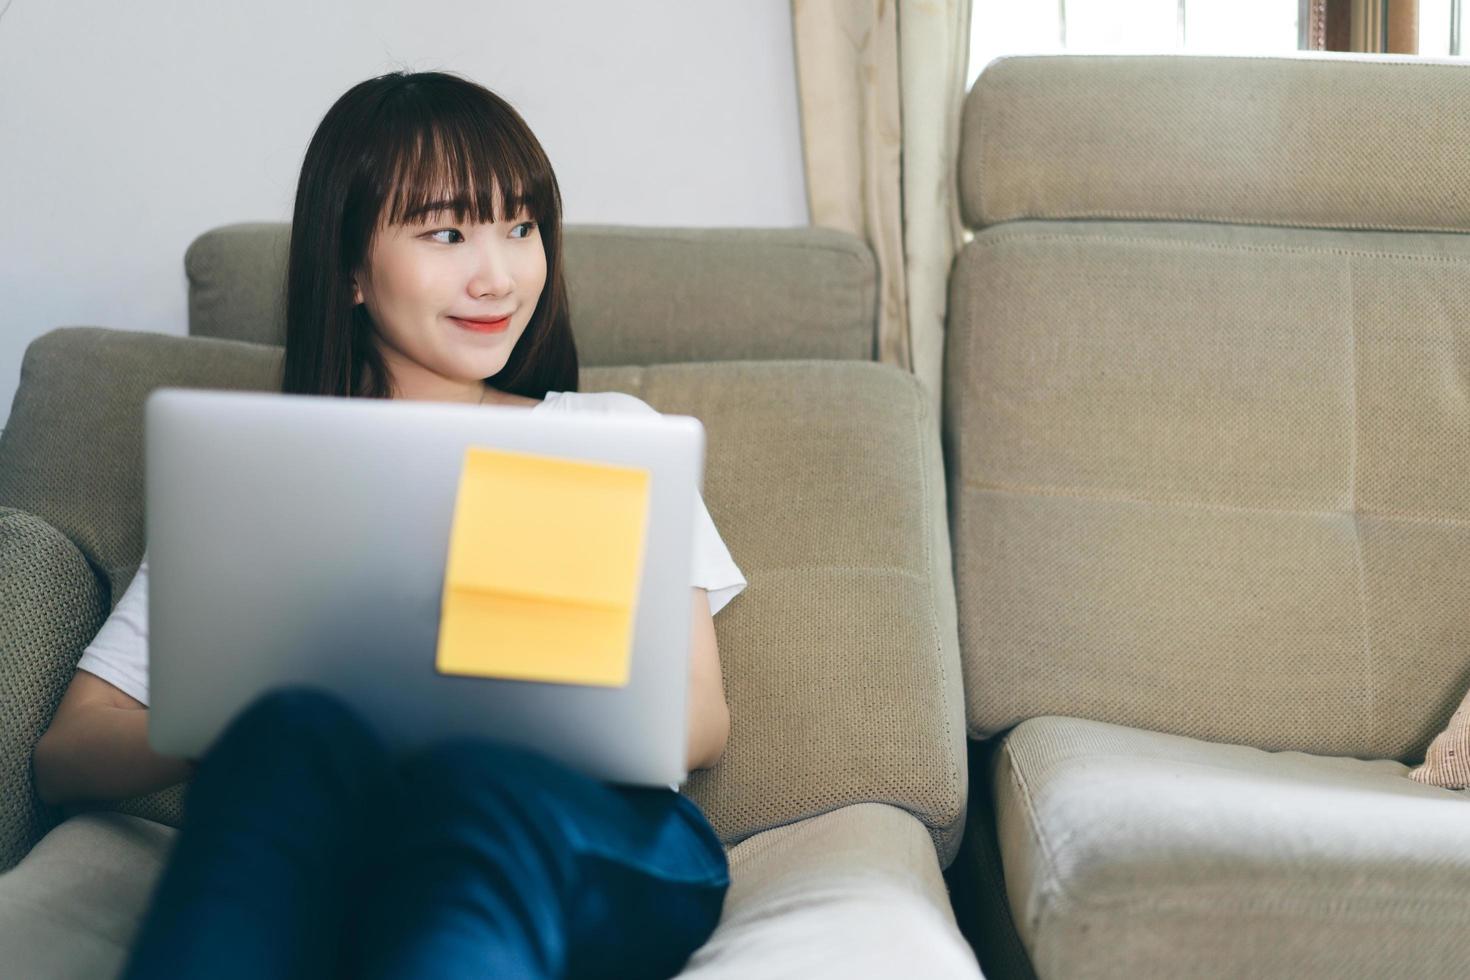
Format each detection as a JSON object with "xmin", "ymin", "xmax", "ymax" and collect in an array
[{"xmin": 352, "ymin": 279, "xmax": 363, "ymax": 305}]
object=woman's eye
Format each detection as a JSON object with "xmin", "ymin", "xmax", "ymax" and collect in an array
[
  {"xmin": 510, "ymin": 221, "xmax": 537, "ymax": 239},
  {"xmin": 426, "ymin": 228, "xmax": 464, "ymax": 244}
]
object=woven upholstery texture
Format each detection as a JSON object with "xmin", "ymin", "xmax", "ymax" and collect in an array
[
  {"xmin": 186, "ymin": 223, "xmax": 877, "ymax": 362},
  {"xmin": 680, "ymin": 803, "xmax": 981, "ymax": 978},
  {"xmin": 961, "ymin": 55, "xmax": 1470, "ymax": 232},
  {"xmin": 0, "ymin": 329, "xmax": 283, "ymax": 605},
  {"xmin": 994, "ymin": 716, "xmax": 1470, "ymax": 979},
  {"xmin": 105, "ymin": 784, "xmax": 188, "ymax": 830},
  {"xmin": 0, "ymin": 330, "xmax": 966, "ymax": 861},
  {"xmin": 0, "ymin": 510, "xmax": 108, "ymax": 871},
  {"xmin": 585, "ymin": 361, "xmax": 966, "ymax": 860},
  {"xmin": 945, "ymin": 221, "xmax": 1470, "ymax": 760}
]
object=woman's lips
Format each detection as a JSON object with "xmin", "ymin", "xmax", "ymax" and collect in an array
[{"xmin": 450, "ymin": 315, "xmax": 511, "ymax": 334}]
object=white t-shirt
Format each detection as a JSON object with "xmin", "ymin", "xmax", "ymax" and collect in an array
[{"xmin": 76, "ymin": 390, "xmax": 747, "ymax": 707}]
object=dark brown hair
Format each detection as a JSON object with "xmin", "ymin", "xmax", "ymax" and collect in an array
[{"xmin": 281, "ymin": 71, "xmax": 578, "ymax": 399}]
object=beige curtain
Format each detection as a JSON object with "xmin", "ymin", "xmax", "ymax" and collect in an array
[
  {"xmin": 791, "ymin": 0, "xmax": 973, "ymax": 401},
  {"xmin": 792, "ymin": 1, "xmax": 908, "ymax": 369},
  {"xmin": 899, "ymin": 0, "xmax": 972, "ymax": 405}
]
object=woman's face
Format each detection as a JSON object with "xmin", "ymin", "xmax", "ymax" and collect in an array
[{"xmin": 354, "ymin": 205, "xmax": 547, "ymax": 399}]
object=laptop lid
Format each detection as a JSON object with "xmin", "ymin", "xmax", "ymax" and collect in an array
[{"xmin": 145, "ymin": 388, "xmax": 702, "ymax": 786}]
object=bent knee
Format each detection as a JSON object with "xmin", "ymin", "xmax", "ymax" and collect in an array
[
  {"xmin": 401, "ymin": 739, "xmax": 587, "ymax": 801},
  {"xmin": 217, "ymin": 686, "xmax": 382, "ymax": 762}
]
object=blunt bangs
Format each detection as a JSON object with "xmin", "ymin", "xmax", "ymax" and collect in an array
[{"xmin": 366, "ymin": 78, "xmax": 557, "ymax": 232}]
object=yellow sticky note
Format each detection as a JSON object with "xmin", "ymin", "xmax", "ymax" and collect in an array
[{"xmin": 435, "ymin": 447, "xmax": 650, "ymax": 687}]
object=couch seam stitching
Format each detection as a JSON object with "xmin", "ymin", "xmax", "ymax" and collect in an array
[
  {"xmin": 962, "ymin": 479, "xmax": 1470, "ymax": 527},
  {"xmin": 1345, "ymin": 256, "xmax": 1377, "ymax": 755},
  {"xmin": 968, "ymin": 230, "xmax": 1470, "ymax": 265},
  {"xmin": 911, "ymin": 374, "xmax": 963, "ymax": 848},
  {"xmin": 1035, "ymin": 887, "xmax": 1470, "ymax": 919},
  {"xmin": 750, "ymin": 565, "xmax": 929, "ymax": 582},
  {"xmin": 976, "ymin": 212, "xmax": 1470, "ymax": 236}
]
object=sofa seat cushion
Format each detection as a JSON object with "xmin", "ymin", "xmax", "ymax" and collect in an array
[
  {"xmin": 994, "ymin": 716, "xmax": 1470, "ymax": 980},
  {"xmin": 0, "ymin": 807, "xmax": 979, "ymax": 979},
  {"xmin": 0, "ymin": 812, "xmax": 174, "ymax": 978},
  {"xmin": 681, "ymin": 803, "xmax": 981, "ymax": 978}
]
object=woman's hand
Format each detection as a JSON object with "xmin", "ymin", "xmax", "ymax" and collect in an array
[{"xmin": 32, "ymin": 671, "xmax": 193, "ymax": 807}]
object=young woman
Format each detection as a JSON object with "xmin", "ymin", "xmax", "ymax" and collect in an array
[{"xmin": 32, "ymin": 71, "xmax": 745, "ymax": 979}]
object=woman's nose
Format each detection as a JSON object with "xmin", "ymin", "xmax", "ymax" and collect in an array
[{"xmin": 468, "ymin": 244, "xmax": 514, "ymax": 298}]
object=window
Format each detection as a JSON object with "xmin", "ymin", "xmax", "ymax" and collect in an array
[
  {"xmin": 1420, "ymin": 0, "xmax": 1465, "ymax": 56},
  {"xmin": 968, "ymin": 0, "xmax": 1467, "ymax": 89}
]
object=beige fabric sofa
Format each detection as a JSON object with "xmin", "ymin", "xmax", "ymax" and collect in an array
[
  {"xmin": 0, "ymin": 225, "xmax": 979, "ymax": 977},
  {"xmin": 5, "ymin": 52, "xmax": 1470, "ymax": 980},
  {"xmin": 943, "ymin": 55, "xmax": 1470, "ymax": 979}
]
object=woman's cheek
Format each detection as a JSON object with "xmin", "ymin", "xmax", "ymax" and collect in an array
[{"xmin": 525, "ymin": 255, "xmax": 549, "ymax": 302}]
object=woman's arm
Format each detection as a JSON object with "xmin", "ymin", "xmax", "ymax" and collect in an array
[
  {"xmin": 34, "ymin": 592, "xmax": 727, "ymax": 797},
  {"xmin": 686, "ymin": 588, "xmax": 731, "ymax": 771},
  {"xmin": 32, "ymin": 670, "xmax": 192, "ymax": 807}
]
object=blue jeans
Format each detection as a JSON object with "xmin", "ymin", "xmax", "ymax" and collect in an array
[{"xmin": 122, "ymin": 688, "xmax": 729, "ymax": 980}]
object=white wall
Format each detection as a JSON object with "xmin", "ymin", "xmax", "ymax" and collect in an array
[{"xmin": 0, "ymin": 1, "xmax": 809, "ymax": 428}]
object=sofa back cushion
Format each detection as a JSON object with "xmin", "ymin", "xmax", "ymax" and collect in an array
[
  {"xmin": 947, "ymin": 55, "xmax": 1470, "ymax": 761},
  {"xmin": 962, "ymin": 55, "xmax": 1470, "ymax": 233},
  {"xmin": 0, "ymin": 330, "xmax": 966, "ymax": 860},
  {"xmin": 185, "ymin": 224, "xmax": 878, "ymax": 364},
  {"xmin": 0, "ymin": 330, "xmax": 282, "ymax": 604}
]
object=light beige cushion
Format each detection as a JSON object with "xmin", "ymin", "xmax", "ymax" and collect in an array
[
  {"xmin": 994, "ymin": 716, "xmax": 1470, "ymax": 980},
  {"xmin": 0, "ymin": 330, "xmax": 966, "ymax": 859},
  {"xmin": 185, "ymin": 223, "xmax": 878, "ymax": 362},
  {"xmin": 0, "ymin": 807, "xmax": 979, "ymax": 979},
  {"xmin": 0, "ymin": 813, "xmax": 174, "ymax": 979},
  {"xmin": 1411, "ymin": 685, "xmax": 1470, "ymax": 789},
  {"xmin": 945, "ymin": 220, "xmax": 1470, "ymax": 761},
  {"xmin": 680, "ymin": 803, "xmax": 981, "ymax": 978},
  {"xmin": 962, "ymin": 55, "xmax": 1470, "ymax": 233}
]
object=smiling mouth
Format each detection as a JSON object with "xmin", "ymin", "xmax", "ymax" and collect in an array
[{"xmin": 450, "ymin": 315, "xmax": 512, "ymax": 334}]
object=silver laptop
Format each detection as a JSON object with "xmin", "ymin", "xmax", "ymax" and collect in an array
[{"xmin": 145, "ymin": 388, "xmax": 702, "ymax": 786}]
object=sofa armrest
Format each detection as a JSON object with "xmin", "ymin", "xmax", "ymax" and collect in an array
[
  {"xmin": 0, "ymin": 508, "xmax": 189, "ymax": 866},
  {"xmin": 685, "ymin": 802, "xmax": 982, "ymax": 977},
  {"xmin": 583, "ymin": 362, "xmax": 968, "ymax": 862},
  {"xmin": 0, "ymin": 508, "xmax": 109, "ymax": 871}
]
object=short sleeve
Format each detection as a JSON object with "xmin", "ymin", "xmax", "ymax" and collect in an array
[
  {"xmin": 538, "ymin": 391, "xmax": 747, "ymax": 614},
  {"xmin": 75, "ymin": 558, "xmax": 152, "ymax": 705},
  {"xmin": 691, "ymin": 492, "xmax": 746, "ymax": 615}
]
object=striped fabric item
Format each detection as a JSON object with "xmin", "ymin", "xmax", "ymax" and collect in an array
[{"xmin": 1410, "ymin": 690, "xmax": 1470, "ymax": 789}]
